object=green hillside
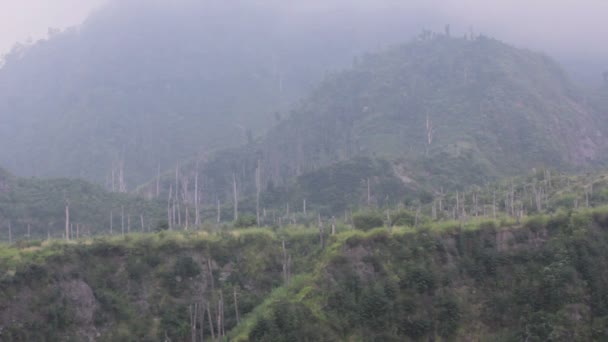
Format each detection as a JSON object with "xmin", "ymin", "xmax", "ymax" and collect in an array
[
  {"xmin": 3, "ymin": 207, "xmax": 608, "ymax": 341},
  {"xmin": 259, "ymin": 35, "xmax": 606, "ymax": 183},
  {"xmin": 0, "ymin": 168, "xmax": 164, "ymax": 241}
]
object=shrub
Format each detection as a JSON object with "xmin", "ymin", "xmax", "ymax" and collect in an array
[
  {"xmin": 391, "ymin": 210, "xmax": 416, "ymax": 226},
  {"xmin": 353, "ymin": 212, "xmax": 384, "ymax": 231},
  {"xmin": 234, "ymin": 214, "xmax": 257, "ymax": 228}
]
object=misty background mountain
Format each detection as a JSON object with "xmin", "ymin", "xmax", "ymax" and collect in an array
[{"xmin": 1, "ymin": 0, "xmax": 607, "ymax": 189}]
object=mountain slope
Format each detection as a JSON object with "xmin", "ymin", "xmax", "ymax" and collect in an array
[
  {"xmin": 140, "ymin": 36, "xmax": 608, "ymax": 216},
  {"xmin": 259, "ymin": 35, "xmax": 606, "ymax": 185},
  {"xmin": 0, "ymin": 1, "xmax": 430, "ymax": 186}
]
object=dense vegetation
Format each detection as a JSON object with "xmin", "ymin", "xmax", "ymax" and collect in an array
[
  {"xmin": 3, "ymin": 206, "xmax": 608, "ymax": 341},
  {"xmin": 0, "ymin": 167, "xmax": 164, "ymax": 241}
]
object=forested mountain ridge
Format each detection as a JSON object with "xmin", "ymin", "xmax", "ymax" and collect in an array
[
  {"xmin": 140, "ymin": 35, "xmax": 608, "ymax": 216},
  {"xmin": 259, "ymin": 35, "xmax": 606, "ymax": 182},
  {"xmin": 0, "ymin": 0, "xmax": 431, "ymax": 187}
]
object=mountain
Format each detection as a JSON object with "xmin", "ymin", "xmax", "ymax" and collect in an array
[
  {"xmin": 259, "ymin": 35, "xmax": 607, "ymax": 182},
  {"xmin": 0, "ymin": 0, "xmax": 432, "ymax": 187},
  {"xmin": 140, "ymin": 35, "xmax": 608, "ymax": 216},
  {"xmin": 0, "ymin": 167, "xmax": 164, "ymax": 241}
]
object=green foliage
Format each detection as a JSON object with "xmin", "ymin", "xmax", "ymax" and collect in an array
[
  {"xmin": 391, "ymin": 210, "xmax": 416, "ymax": 226},
  {"xmin": 234, "ymin": 214, "xmax": 258, "ymax": 228},
  {"xmin": 353, "ymin": 211, "xmax": 384, "ymax": 231}
]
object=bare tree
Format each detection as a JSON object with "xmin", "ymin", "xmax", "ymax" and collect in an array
[
  {"xmin": 233, "ymin": 287, "xmax": 240, "ymax": 325},
  {"xmin": 194, "ymin": 161, "xmax": 200, "ymax": 227},
  {"xmin": 331, "ymin": 216, "xmax": 336, "ymax": 235},
  {"xmin": 65, "ymin": 199, "xmax": 70, "ymax": 241},
  {"xmin": 168, "ymin": 185, "xmax": 173, "ymax": 230},
  {"xmin": 255, "ymin": 159, "xmax": 261, "ymax": 226},
  {"xmin": 282, "ymin": 240, "xmax": 289, "ymax": 285},
  {"xmin": 233, "ymin": 172, "xmax": 239, "ymax": 221},
  {"xmin": 8, "ymin": 221, "xmax": 12, "ymax": 244},
  {"xmin": 425, "ymin": 112, "xmax": 435, "ymax": 156},
  {"xmin": 156, "ymin": 162, "xmax": 161, "ymax": 198},
  {"xmin": 121, "ymin": 205, "xmax": 125, "ymax": 236},
  {"xmin": 206, "ymin": 302, "xmax": 215, "ymax": 341},
  {"xmin": 216, "ymin": 198, "xmax": 221, "ymax": 224},
  {"xmin": 367, "ymin": 178, "xmax": 371, "ymax": 207}
]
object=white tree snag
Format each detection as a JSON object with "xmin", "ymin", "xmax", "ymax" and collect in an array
[
  {"xmin": 256, "ymin": 159, "xmax": 261, "ymax": 226},
  {"xmin": 8, "ymin": 221, "xmax": 12, "ymax": 244},
  {"xmin": 121, "ymin": 205, "xmax": 125, "ymax": 236},
  {"xmin": 156, "ymin": 162, "xmax": 161, "ymax": 198},
  {"xmin": 367, "ymin": 178, "xmax": 371, "ymax": 207},
  {"xmin": 233, "ymin": 172, "xmax": 239, "ymax": 222},
  {"xmin": 195, "ymin": 161, "xmax": 200, "ymax": 226},
  {"xmin": 65, "ymin": 199, "xmax": 70, "ymax": 241},
  {"xmin": 233, "ymin": 287, "xmax": 240, "ymax": 325},
  {"xmin": 206, "ymin": 302, "xmax": 215, "ymax": 341},
  {"xmin": 216, "ymin": 198, "xmax": 221, "ymax": 224},
  {"xmin": 425, "ymin": 112, "xmax": 435, "ymax": 155},
  {"xmin": 168, "ymin": 185, "xmax": 173, "ymax": 230}
]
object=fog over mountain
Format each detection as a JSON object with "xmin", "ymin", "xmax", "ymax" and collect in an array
[{"xmin": 3, "ymin": 0, "xmax": 608, "ymax": 69}]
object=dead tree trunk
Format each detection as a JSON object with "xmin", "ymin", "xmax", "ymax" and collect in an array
[
  {"xmin": 425, "ymin": 112, "xmax": 435, "ymax": 156},
  {"xmin": 110, "ymin": 211, "xmax": 113, "ymax": 235},
  {"xmin": 282, "ymin": 240, "xmax": 289, "ymax": 285},
  {"xmin": 190, "ymin": 303, "xmax": 197, "ymax": 342},
  {"xmin": 233, "ymin": 287, "xmax": 240, "ymax": 325},
  {"xmin": 367, "ymin": 178, "xmax": 371, "ymax": 207},
  {"xmin": 331, "ymin": 216, "xmax": 336, "ymax": 235},
  {"xmin": 121, "ymin": 205, "xmax": 125, "ymax": 236},
  {"xmin": 216, "ymin": 199, "xmax": 221, "ymax": 224},
  {"xmin": 8, "ymin": 221, "xmax": 12, "ymax": 244},
  {"xmin": 195, "ymin": 161, "xmax": 200, "ymax": 226},
  {"xmin": 65, "ymin": 200, "xmax": 70, "ymax": 241},
  {"xmin": 206, "ymin": 302, "xmax": 215, "ymax": 341},
  {"xmin": 233, "ymin": 173, "xmax": 239, "ymax": 222},
  {"xmin": 156, "ymin": 162, "xmax": 161, "ymax": 198},
  {"xmin": 256, "ymin": 160, "xmax": 261, "ymax": 226},
  {"xmin": 319, "ymin": 215, "xmax": 325, "ymax": 249},
  {"xmin": 168, "ymin": 186, "xmax": 173, "ymax": 230}
]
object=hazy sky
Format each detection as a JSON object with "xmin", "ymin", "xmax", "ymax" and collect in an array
[
  {"xmin": 1, "ymin": 0, "xmax": 607, "ymax": 60},
  {"xmin": 0, "ymin": 0, "xmax": 106, "ymax": 55}
]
